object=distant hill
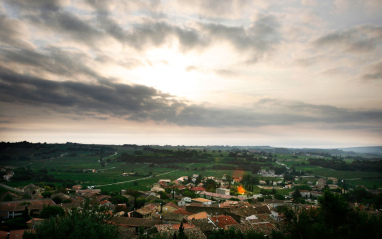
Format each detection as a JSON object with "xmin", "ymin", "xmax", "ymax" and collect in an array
[{"xmin": 338, "ymin": 146, "xmax": 382, "ymax": 154}]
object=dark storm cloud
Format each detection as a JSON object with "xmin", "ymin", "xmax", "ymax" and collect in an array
[
  {"xmin": 123, "ymin": 20, "xmax": 209, "ymax": 51},
  {"xmin": 4, "ymin": 0, "xmax": 281, "ymax": 60},
  {"xmin": 4, "ymin": 0, "xmax": 105, "ymax": 48},
  {"xmin": 0, "ymin": 65, "xmax": 168, "ymax": 114},
  {"xmin": 0, "ymin": 47, "xmax": 108, "ymax": 82},
  {"xmin": 0, "ymin": 65, "xmax": 381, "ymax": 129},
  {"xmin": 26, "ymin": 10, "xmax": 105, "ymax": 47},
  {"xmin": 314, "ymin": 25, "xmax": 382, "ymax": 53}
]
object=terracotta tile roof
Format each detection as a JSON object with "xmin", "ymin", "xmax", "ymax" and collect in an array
[
  {"xmin": 247, "ymin": 214, "xmax": 276, "ymax": 224},
  {"xmin": 165, "ymin": 202, "xmax": 180, "ymax": 209},
  {"xmin": 97, "ymin": 195, "xmax": 111, "ymax": 202},
  {"xmin": 143, "ymin": 204, "xmax": 158, "ymax": 211},
  {"xmin": 191, "ymin": 198, "xmax": 211, "ymax": 203},
  {"xmin": 161, "ymin": 213, "xmax": 185, "ymax": 222},
  {"xmin": 9, "ymin": 230, "xmax": 25, "ymax": 239},
  {"xmin": 187, "ymin": 202, "xmax": 205, "ymax": 207},
  {"xmin": 187, "ymin": 211, "xmax": 208, "ymax": 220},
  {"xmin": 191, "ymin": 187, "xmax": 206, "ymax": 191},
  {"xmin": 0, "ymin": 230, "xmax": 8, "ymax": 239},
  {"xmin": 211, "ymin": 215, "xmax": 238, "ymax": 228},
  {"xmin": 228, "ymin": 221, "xmax": 277, "ymax": 235},
  {"xmin": 155, "ymin": 224, "xmax": 173, "ymax": 232},
  {"xmin": 191, "ymin": 218, "xmax": 218, "ymax": 232},
  {"xmin": 251, "ymin": 222, "xmax": 277, "ymax": 235},
  {"xmin": 171, "ymin": 223, "xmax": 195, "ymax": 230},
  {"xmin": 230, "ymin": 205, "xmax": 271, "ymax": 218},
  {"xmin": 135, "ymin": 208, "xmax": 152, "ymax": 216},
  {"xmin": 172, "ymin": 208, "xmax": 193, "ymax": 216},
  {"xmin": 100, "ymin": 200, "xmax": 112, "ymax": 205},
  {"xmin": 255, "ymin": 205, "xmax": 271, "ymax": 214},
  {"xmin": 230, "ymin": 205, "xmax": 257, "ymax": 217}
]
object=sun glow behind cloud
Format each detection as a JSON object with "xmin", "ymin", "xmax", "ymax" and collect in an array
[
  {"xmin": 134, "ymin": 47, "xmax": 199, "ymax": 98},
  {"xmin": 0, "ymin": 0, "xmax": 381, "ymax": 147}
]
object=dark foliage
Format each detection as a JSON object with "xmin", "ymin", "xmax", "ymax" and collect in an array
[{"xmin": 23, "ymin": 208, "xmax": 119, "ymax": 239}]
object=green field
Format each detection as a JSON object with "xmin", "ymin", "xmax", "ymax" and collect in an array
[
  {"xmin": 2, "ymin": 143, "xmax": 381, "ymax": 193},
  {"xmin": 345, "ymin": 179, "xmax": 382, "ymax": 189}
]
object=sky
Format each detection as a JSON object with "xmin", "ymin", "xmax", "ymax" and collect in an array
[{"xmin": 0, "ymin": 0, "xmax": 382, "ymax": 148}]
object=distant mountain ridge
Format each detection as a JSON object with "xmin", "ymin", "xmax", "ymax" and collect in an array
[{"xmin": 338, "ymin": 146, "xmax": 382, "ymax": 154}]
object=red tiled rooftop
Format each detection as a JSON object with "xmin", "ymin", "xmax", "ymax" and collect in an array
[
  {"xmin": 172, "ymin": 223, "xmax": 196, "ymax": 230},
  {"xmin": 9, "ymin": 230, "xmax": 26, "ymax": 239},
  {"xmin": 173, "ymin": 208, "xmax": 193, "ymax": 216},
  {"xmin": 211, "ymin": 215, "xmax": 238, "ymax": 228},
  {"xmin": 191, "ymin": 187, "xmax": 206, "ymax": 191},
  {"xmin": 166, "ymin": 202, "xmax": 180, "ymax": 209}
]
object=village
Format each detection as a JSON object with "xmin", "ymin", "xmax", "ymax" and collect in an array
[{"xmin": 1, "ymin": 169, "xmax": 377, "ymax": 239}]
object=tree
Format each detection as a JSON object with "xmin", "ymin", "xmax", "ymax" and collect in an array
[
  {"xmin": 326, "ymin": 179, "xmax": 334, "ymax": 185},
  {"xmin": 2, "ymin": 194, "xmax": 13, "ymax": 201},
  {"xmin": 126, "ymin": 189, "xmax": 141, "ymax": 209},
  {"xmin": 23, "ymin": 206, "xmax": 31, "ymax": 222},
  {"xmin": 292, "ymin": 188, "xmax": 302, "ymax": 203},
  {"xmin": 319, "ymin": 189, "xmax": 351, "ymax": 229},
  {"xmin": 111, "ymin": 195, "xmax": 130, "ymax": 206},
  {"xmin": 135, "ymin": 198, "xmax": 148, "ymax": 209},
  {"xmin": 23, "ymin": 208, "xmax": 119, "ymax": 239},
  {"xmin": 159, "ymin": 191, "xmax": 169, "ymax": 200},
  {"xmin": 52, "ymin": 196, "xmax": 62, "ymax": 204},
  {"xmin": 42, "ymin": 191, "xmax": 53, "ymax": 198},
  {"xmin": 275, "ymin": 189, "xmax": 382, "ymax": 239},
  {"xmin": 274, "ymin": 194, "xmax": 285, "ymax": 200},
  {"xmin": 178, "ymin": 221, "xmax": 186, "ymax": 239},
  {"xmin": 3, "ymin": 218, "xmax": 28, "ymax": 230},
  {"xmin": 225, "ymin": 174, "xmax": 232, "ymax": 188},
  {"xmin": 39, "ymin": 206, "xmax": 65, "ymax": 219}
]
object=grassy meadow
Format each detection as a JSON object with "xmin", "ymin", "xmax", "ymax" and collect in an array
[{"xmin": 1, "ymin": 143, "xmax": 381, "ymax": 192}]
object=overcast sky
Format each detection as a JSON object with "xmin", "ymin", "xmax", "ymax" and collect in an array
[{"xmin": 1, "ymin": 0, "xmax": 382, "ymax": 148}]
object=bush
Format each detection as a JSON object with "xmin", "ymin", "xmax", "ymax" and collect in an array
[
  {"xmin": 52, "ymin": 196, "xmax": 62, "ymax": 204},
  {"xmin": 3, "ymin": 218, "xmax": 28, "ymax": 230},
  {"xmin": 2, "ymin": 194, "xmax": 13, "ymax": 201},
  {"xmin": 23, "ymin": 208, "xmax": 119, "ymax": 239},
  {"xmin": 62, "ymin": 199, "xmax": 72, "ymax": 204},
  {"xmin": 39, "ymin": 206, "xmax": 65, "ymax": 219},
  {"xmin": 42, "ymin": 192, "xmax": 53, "ymax": 198}
]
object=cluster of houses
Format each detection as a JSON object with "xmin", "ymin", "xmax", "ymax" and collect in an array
[
  {"xmin": 0, "ymin": 175, "xmax": 289, "ymax": 238},
  {"xmin": 106, "ymin": 189, "xmax": 284, "ymax": 238},
  {"xmin": 1, "ymin": 170, "xmax": 381, "ymax": 238}
]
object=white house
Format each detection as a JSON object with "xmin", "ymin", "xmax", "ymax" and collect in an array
[{"xmin": 216, "ymin": 188, "xmax": 230, "ymax": 195}]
